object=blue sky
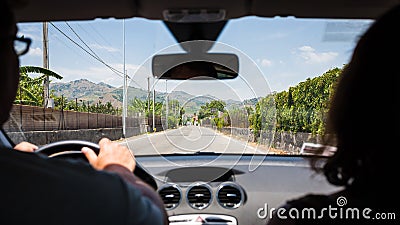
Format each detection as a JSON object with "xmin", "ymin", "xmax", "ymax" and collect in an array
[{"xmin": 17, "ymin": 16, "xmax": 372, "ymax": 100}]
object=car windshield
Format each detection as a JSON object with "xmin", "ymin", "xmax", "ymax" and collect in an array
[{"xmin": 4, "ymin": 16, "xmax": 372, "ymax": 156}]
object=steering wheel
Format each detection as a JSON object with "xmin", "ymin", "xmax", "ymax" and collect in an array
[
  {"xmin": 36, "ymin": 140, "xmax": 101, "ymax": 158},
  {"xmin": 35, "ymin": 140, "xmax": 158, "ymax": 190}
]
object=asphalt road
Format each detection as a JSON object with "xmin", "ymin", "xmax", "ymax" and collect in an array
[{"xmin": 118, "ymin": 126, "xmax": 270, "ymax": 156}]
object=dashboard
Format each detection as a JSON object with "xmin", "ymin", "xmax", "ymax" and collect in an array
[
  {"xmin": 0, "ymin": 129, "xmax": 338, "ymax": 225},
  {"xmin": 136, "ymin": 154, "xmax": 340, "ymax": 225}
]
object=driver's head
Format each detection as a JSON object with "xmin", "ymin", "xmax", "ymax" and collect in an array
[{"xmin": 0, "ymin": 1, "xmax": 21, "ymax": 125}]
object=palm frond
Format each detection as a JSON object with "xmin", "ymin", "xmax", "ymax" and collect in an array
[
  {"xmin": 19, "ymin": 66, "xmax": 63, "ymax": 80},
  {"xmin": 19, "ymin": 86, "xmax": 39, "ymax": 102}
]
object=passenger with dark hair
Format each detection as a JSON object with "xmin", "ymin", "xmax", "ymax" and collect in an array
[{"xmin": 267, "ymin": 4, "xmax": 400, "ymax": 225}]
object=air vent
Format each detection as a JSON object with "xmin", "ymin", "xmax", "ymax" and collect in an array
[
  {"xmin": 187, "ymin": 184, "xmax": 212, "ymax": 210},
  {"xmin": 158, "ymin": 184, "xmax": 181, "ymax": 210},
  {"xmin": 217, "ymin": 182, "xmax": 244, "ymax": 209}
]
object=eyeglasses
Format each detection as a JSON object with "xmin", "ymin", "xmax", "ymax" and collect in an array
[{"xmin": 14, "ymin": 36, "xmax": 32, "ymax": 56}]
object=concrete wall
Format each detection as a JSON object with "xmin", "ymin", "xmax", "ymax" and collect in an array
[
  {"xmin": 218, "ymin": 127, "xmax": 254, "ymax": 142},
  {"xmin": 7, "ymin": 126, "xmax": 151, "ymax": 146},
  {"xmin": 7, "ymin": 128, "xmax": 124, "ymax": 146},
  {"xmin": 267, "ymin": 131, "xmax": 322, "ymax": 153},
  {"xmin": 4, "ymin": 104, "xmax": 146, "ymax": 132},
  {"xmin": 218, "ymin": 127, "xmax": 322, "ymax": 154}
]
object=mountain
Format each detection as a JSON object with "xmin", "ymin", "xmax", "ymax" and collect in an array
[
  {"xmin": 50, "ymin": 79, "xmax": 122, "ymax": 107},
  {"xmin": 50, "ymin": 79, "xmax": 246, "ymax": 112},
  {"xmin": 50, "ymin": 79, "xmax": 148, "ymax": 108},
  {"xmin": 51, "ymin": 79, "xmax": 114, "ymax": 98}
]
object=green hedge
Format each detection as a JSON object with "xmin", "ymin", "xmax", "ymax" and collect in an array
[{"xmin": 251, "ymin": 67, "xmax": 342, "ymax": 136}]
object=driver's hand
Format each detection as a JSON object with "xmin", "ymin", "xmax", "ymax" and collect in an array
[
  {"xmin": 81, "ymin": 138, "xmax": 136, "ymax": 172},
  {"xmin": 14, "ymin": 141, "xmax": 38, "ymax": 152}
]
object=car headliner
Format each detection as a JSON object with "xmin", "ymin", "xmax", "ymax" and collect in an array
[{"xmin": 12, "ymin": 0, "xmax": 400, "ymax": 23}]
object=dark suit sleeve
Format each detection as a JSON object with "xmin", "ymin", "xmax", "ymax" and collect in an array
[{"xmin": 104, "ymin": 164, "xmax": 169, "ymax": 225}]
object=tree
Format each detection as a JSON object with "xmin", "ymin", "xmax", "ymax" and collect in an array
[
  {"xmin": 198, "ymin": 100, "xmax": 226, "ymax": 119},
  {"xmin": 16, "ymin": 66, "xmax": 63, "ymax": 106},
  {"xmin": 128, "ymin": 97, "xmax": 165, "ymax": 117},
  {"xmin": 129, "ymin": 97, "xmax": 147, "ymax": 114},
  {"xmin": 249, "ymin": 67, "xmax": 342, "ymax": 137}
]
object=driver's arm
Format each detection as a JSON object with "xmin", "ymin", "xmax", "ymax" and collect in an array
[
  {"xmin": 104, "ymin": 164, "xmax": 169, "ymax": 225},
  {"xmin": 82, "ymin": 138, "xmax": 168, "ymax": 225},
  {"xmin": 13, "ymin": 141, "xmax": 38, "ymax": 152}
]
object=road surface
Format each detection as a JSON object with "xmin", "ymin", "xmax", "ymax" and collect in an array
[{"xmin": 118, "ymin": 126, "xmax": 270, "ymax": 156}]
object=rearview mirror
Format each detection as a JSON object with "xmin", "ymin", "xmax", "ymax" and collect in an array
[{"xmin": 152, "ymin": 52, "xmax": 239, "ymax": 80}]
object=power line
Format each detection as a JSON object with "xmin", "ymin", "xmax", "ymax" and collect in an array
[
  {"xmin": 57, "ymin": 23, "xmax": 123, "ymax": 78},
  {"xmin": 48, "ymin": 25, "xmax": 96, "ymax": 65},
  {"xmin": 49, "ymin": 22, "xmax": 124, "ymax": 78},
  {"xmin": 65, "ymin": 21, "xmax": 127, "ymax": 78},
  {"xmin": 65, "ymin": 22, "xmax": 108, "ymax": 66},
  {"xmin": 62, "ymin": 22, "xmax": 120, "ymax": 74},
  {"xmin": 82, "ymin": 23, "xmax": 123, "ymax": 59},
  {"xmin": 49, "ymin": 21, "xmax": 144, "ymax": 89}
]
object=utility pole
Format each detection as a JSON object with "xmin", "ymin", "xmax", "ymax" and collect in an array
[
  {"xmin": 147, "ymin": 76, "xmax": 150, "ymax": 114},
  {"xmin": 123, "ymin": 70, "xmax": 128, "ymax": 135},
  {"xmin": 147, "ymin": 76, "xmax": 150, "ymax": 132},
  {"xmin": 165, "ymin": 80, "xmax": 168, "ymax": 130},
  {"xmin": 122, "ymin": 69, "xmax": 127, "ymax": 137},
  {"xmin": 122, "ymin": 19, "xmax": 126, "ymax": 137},
  {"xmin": 153, "ymin": 89, "xmax": 155, "ymax": 132},
  {"xmin": 75, "ymin": 98, "xmax": 78, "ymax": 129},
  {"xmin": 87, "ymin": 100, "xmax": 89, "ymax": 129},
  {"xmin": 43, "ymin": 22, "xmax": 50, "ymax": 107}
]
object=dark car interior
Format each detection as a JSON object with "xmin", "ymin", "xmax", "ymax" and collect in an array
[{"xmin": 6, "ymin": 1, "xmax": 400, "ymax": 225}]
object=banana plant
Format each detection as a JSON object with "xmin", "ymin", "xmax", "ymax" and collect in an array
[{"xmin": 16, "ymin": 66, "xmax": 63, "ymax": 106}]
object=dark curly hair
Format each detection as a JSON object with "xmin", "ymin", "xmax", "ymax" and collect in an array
[{"xmin": 312, "ymin": 4, "xmax": 400, "ymax": 187}]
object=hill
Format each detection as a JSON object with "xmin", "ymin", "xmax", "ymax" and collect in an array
[
  {"xmin": 50, "ymin": 79, "xmax": 148, "ymax": 108},
  {"xmin": 50, "ymin": 79, "xmax": 244, "ymax": 113}
]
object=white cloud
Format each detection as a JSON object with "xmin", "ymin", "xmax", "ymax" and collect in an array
[
  {"xmin": 256, "ymin": 58, "xmax": 273, "ymax": 67},
  {"xmin": 261, "ymin": 59, "xmax": 272, "ymax": 67},
  {"xmin": 298, "ymin": 46, "xmax": 314, "ymax": 52},
  {"xmin": 28, "ymin": 47, "xmax": 42, "ymax": 56},
  {"xmin": 111, "ymin": 63, "xmax": 141, "ymax": 73},
  {"xmin": 90, "ymin": 43, "xmax": 119, "ymax": 53},
  {"xmin": 297, "ymin": 45, "xmax": 338, "ymax": 64},
  {"xmin": 100, "ymin": 77, "xmax": 117, "ymax": 84}
]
